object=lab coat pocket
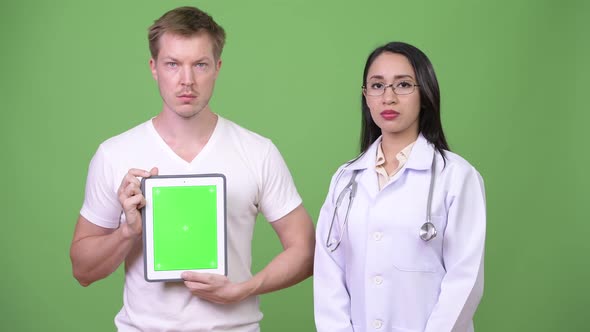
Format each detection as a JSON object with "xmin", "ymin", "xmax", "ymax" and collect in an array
[
  {"xmin": 351, "ymin": 324, "xmax": 416, "ymax": 332},
  {"xmin": 390, "ymin": 216, "xmax": 445, "ymax": 273}
]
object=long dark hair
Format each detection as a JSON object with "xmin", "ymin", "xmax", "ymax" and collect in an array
[{"xmin": 359, "ymin": 42, "xmax": 449, "ymax": 159}]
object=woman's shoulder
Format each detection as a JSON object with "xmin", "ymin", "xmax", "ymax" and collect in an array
[
  {"xmin": 441, "ymin": 149, "xmax": 482, "ymax": 175},
  {"xmin": 439, "ymin": 150, "xmax": 485, "ymax": 189}
]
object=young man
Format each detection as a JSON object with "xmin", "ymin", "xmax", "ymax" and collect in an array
[{"xmin": 70, "ymin": 6, "xmax": 315, "ymax": 331}]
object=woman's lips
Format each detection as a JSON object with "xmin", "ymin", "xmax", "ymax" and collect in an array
[{"xmin": 380, "ymin": 110, "xmax": 399, "ymax": 120}]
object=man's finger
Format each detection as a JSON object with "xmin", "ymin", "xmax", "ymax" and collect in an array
[
  {"xmin": 128, "ymin": 168, "xmax": 152, "ymax": 177},
  {"xmin": 123, "ymin": 194, "xmax": 144, "ymax": 211}
]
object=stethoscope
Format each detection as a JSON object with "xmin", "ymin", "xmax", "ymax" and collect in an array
[{"xmin": 326, "ymin": 152, "xmax": 438, "ymax": 252}]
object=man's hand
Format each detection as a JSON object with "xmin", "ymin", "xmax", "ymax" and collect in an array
[
  {"xmin": 180, "ymin": 205, "xmax": 314, "ymax": 304},
  {"xmin": 117, "ymin": 167, "xmax": 159, "ymax": 238},
  {"xmin": 181, "ymin": 272, "xmax": 254, "ymax": 304}
]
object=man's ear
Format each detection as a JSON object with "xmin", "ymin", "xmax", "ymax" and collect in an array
[
  {"xmin": 213, "ymin": 59, "xmax": 222, "ymax": 78},
  {"xmin": 149, "ymin": 58, "xmax": 158, "ymax": 81}
]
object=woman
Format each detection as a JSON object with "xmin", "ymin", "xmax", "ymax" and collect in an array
[{"xmin": 314, "ymin": 42, "xmax": 486, "ymax": 332}]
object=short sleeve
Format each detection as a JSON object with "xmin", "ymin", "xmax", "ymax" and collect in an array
[
  {"xmin": 79, "ymin": 145, "xmax": 122, "ymax": 229},
  {"xmin": 257, "ymin": 142, "xmax": 302, "ymax": 222}
]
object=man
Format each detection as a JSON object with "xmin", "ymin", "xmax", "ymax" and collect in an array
[{"xmin": 70, "ymin": 6, "xmax": 315, "ymax": 331}]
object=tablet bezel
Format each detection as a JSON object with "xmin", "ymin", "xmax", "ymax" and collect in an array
[{"xmin": 141, "ymin": 174, "xmax": 227, "ymax": 282}]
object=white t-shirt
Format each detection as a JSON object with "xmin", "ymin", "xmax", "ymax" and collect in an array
[{"xmin": 80, "ymin": 116, "xmax": 302, "ymax": 332}]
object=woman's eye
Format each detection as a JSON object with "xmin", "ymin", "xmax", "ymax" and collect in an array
[
  {"xmin": 396, "ymin": 81, "xmax": 413, "ymax": 88},
  {"xmin": 370, "ymin": 83, "xmax": 384, "ymax": 89}
]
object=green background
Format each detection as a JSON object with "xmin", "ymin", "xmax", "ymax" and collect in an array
[{"xmin": 1, "ymin": 0, "xmax": 588, "ymax": 331}]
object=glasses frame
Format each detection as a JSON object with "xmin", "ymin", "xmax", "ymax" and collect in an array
[{"xmin": 362, "ymin": 81, "xmax": 420, "ymax": 96}]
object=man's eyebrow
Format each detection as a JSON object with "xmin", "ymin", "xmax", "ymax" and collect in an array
[
  {"xmin": 160, "ymin": 56, "xmax": 179, "ymax": 62},
  {"xmin": 193, "ymin": 56, "xmax": 213, "ymax": 63},
  {"xmin": 161, "ymin": 55, "xmax": 212, "ymax": 61}
]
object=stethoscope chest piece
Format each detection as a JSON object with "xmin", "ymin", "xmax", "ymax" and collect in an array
[
  {"xmin": 420, "ymin": 222, "xmax": 437, "ymax": 241},
  {"xmin": 326, "ymin": 150, "xmax": 440, "ymax": 250},
  {"xmin": 420, "ymin": 151, "xmax": 438, "ymax": 242}
]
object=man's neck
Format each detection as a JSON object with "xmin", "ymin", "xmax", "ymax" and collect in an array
[{"xmin": 152, "ymin": 109, "xmax": 218, "ymax": 162}]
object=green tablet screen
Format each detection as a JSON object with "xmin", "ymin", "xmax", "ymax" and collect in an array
[{"xmin": 152, "ymin": 185, "xmax": 218, "ymax": 271}]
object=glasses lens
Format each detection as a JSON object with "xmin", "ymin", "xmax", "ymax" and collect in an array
[
  {"xmin": 365, "ymin": 81, "xmax": 417, "ymax": 96},
  {"xmin": 394, "ymin": 81, "xmax": 416, "ymax": 95},
  {"xmin": 365, "ymin": 84, "xmax": 384, "ymax": 96},
  {"xmin": 395, "ymin": 86, "xmax": 412, "ymax": 95}
]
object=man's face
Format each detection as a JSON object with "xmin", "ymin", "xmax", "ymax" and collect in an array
[{"xmin": 150, "ymin": 32, "xmax": 221, "ymax": 119}]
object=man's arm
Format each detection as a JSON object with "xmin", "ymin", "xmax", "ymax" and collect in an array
[
  {"xmin": 245, "ymin": 204, "xmax": 315, "ymax": 293},
  {"xmin": 182, "ymin": 204, "xmax": 315, "ymax": 304},
  {"xmin": 70, "ymin": 215, "xmax": 140, "ymax": 286},
  {"xmin": 70, "ymin": 167, "xmax": 157, "ymax": 286}
]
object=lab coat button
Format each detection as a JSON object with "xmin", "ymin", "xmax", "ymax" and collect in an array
[
  {"xmin": 373, "ymin": 232, "xmax": 382, "ymax": 241},
  {"xmin": 374, "ymin": 276, "xmax": 383, "ymax": 285},
  {"xmin": 373, "ymin": 319, "xmax": 383, "ymax": 329}
]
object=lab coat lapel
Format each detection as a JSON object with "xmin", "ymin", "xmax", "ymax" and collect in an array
[
  {"xmin": 402, "ymin": 134, "xmax": 434, "ymax": 172},
  {"xmin": 343, "ymin": 138, "xmax": 381, "ymax": 200},
  {"xmin": 384, "ymin": 134, "xmax": 435, "ymax": 187}
]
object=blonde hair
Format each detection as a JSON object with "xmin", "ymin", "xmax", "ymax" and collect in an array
[{"xmin": 148, "ymin": 6, "xmax": 226, "ymax": 60}]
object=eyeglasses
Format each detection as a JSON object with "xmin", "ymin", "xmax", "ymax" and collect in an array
[{"xmin": 363, "ymin": 80, "xmax": 420, "ymax": 96}]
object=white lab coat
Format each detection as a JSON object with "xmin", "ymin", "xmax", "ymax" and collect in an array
[{"xmin": 314, "ymin": 134, "xmax": 486, "ymax": 332}]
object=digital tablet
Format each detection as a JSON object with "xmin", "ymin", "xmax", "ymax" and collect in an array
[{"xmin": 141, "ymin": 174, "xmax": 227, "ymax": 282}]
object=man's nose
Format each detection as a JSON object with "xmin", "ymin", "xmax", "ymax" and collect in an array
[{"xmin": 180, "ymin": 67, "xmax": 195, "ymax": 86}]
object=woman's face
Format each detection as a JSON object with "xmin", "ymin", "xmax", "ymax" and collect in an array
[{"xmin": 364, "ymin": 52, "xmax": 421, "ymax": 141}]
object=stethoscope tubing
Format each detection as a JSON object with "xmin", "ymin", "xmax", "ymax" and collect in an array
[
  {"xmin": 326, "ymin": 171, "xmax": 358, "ymax": 252},
  {"xmin": 326, "ymin": 150, "xmax": 438, "ymax": 252},
  {"xmin": 420, "ymin": 153, "xmax": 437, "ymax": 241}
]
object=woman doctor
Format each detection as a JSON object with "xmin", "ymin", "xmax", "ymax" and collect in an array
[{"xmin": 314, "ymin": 42, "xmax": 486, "ymax": 332}]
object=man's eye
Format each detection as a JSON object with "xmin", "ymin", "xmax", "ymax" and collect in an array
[
  {"xmin": 195, "ymin": 63, "xmax": 208, "ymax": 69},
  {"xmin": 166, "ymin": 62, "xmax": 178, "ymax": 68}
]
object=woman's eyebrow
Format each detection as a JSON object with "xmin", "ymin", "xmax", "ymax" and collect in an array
[{"xmin": 367, "ymin": 74, "xmax": 415, "ymax": 80}]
